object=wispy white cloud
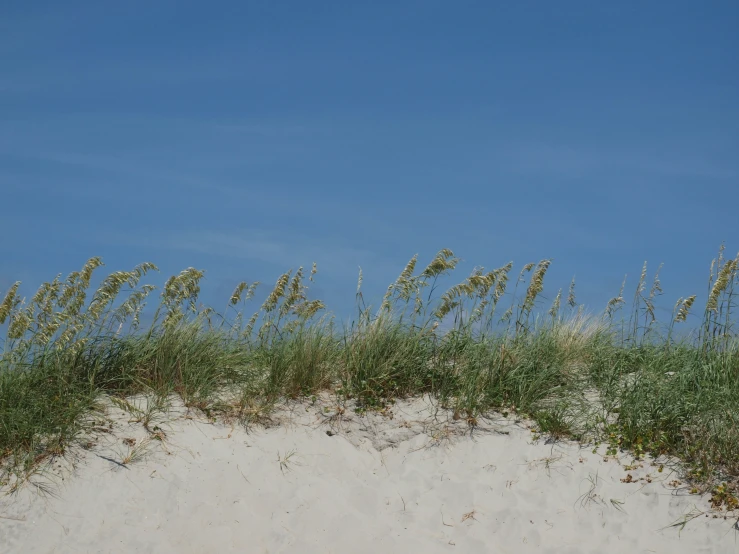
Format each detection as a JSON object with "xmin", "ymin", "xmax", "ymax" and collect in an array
[
  {"xmin": 0, "ymin": 151, "xmax": 234, "ymax": 205},
  {"xmin": 5, "ymin": 60, "xmax": 241, "ymax": 92},
  {"xmin": 495, "ymin": 141, "xmax": 738, "ymax": 180},
  {"xmin": 209, "ymin": 122, "xmax": 313, "ymax": 137},
  {"xmin": 34, "ymin": 152, "xmax": 221, "ymax": 190},
  {"xmin": 102, "ymin": 228, "xmax": 398, "ymax": 282}
]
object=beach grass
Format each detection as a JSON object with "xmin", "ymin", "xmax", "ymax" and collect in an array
[{"xmin": 1, "ymin": 246, "xmax": 738, "ymax": 506}]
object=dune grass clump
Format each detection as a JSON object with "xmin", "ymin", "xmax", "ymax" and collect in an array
[{"xmin": 1, "ymin": 246, "xmax": 738, "ymax": 503}]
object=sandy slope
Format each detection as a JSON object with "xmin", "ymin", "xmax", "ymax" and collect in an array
[{"xmin": 2, "ymin": 395, "xmax": 737, "ymax": 554}]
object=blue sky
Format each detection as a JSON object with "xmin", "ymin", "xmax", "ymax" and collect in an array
[{"xmin": 1, "ymin": 1, "xmax": 737, "ymax": 327}]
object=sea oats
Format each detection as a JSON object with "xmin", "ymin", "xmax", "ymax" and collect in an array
[
  {"xmin": 230, "ymin": 282, "xmax": 249, "ymax": 305},
  {"xmin": 468, "ymin": 267, "xmax": 496, "ymax": 298},
  {"xmin": 128, "ymin": 291, "xmax": 153, "ymax": 331},
  {"xmin": 435, "ymin": 296, "xmax": 462, "ymax": 321},
  {"xmin": 523, "ymin": 259, "xmax": 551, "ymax": 313},
  {"xmin": 399, "ymin": 254, "xmax": 418, "ymax": 283},
  {"xmin": 54, "ymin": 321, "xmax": 84, "ymax": 350},
  {"xmin": 289, "ymin": 267, "xmax": 305, "ymax": 300},
  {"xmin": 7, "ymin": 311, "xmax": 32, "ymax": 341},
  {"xmin": 672, "ymin": 296, "xmax": 684, "ymax": 317},
  {"xmin": 111, "ymin": 285, "xmax": 156, "ymax": 325},
  {"xmin": 35, "ymin": 275, "xmax": 62, "ymax": 329},
  {"xmin": 295, "ymin": 299, "xmax": 325, "ymax": 320},
  {"xmin": 246, "ymin": 282, "xmax": 259, "ymax": 301},
  {"xmin": 567, "ymin": 277, "xmax": 577, "ymax": 308},
  {"xmin": 0, "ymin": 282, "xmax": 21, "ymax": 325},
  {"xmin": 708, "ymin": 258, "xmax": 716, "ymax": 295},
  {"xmin": 132, "ymin": 261, "xmax": 158, "ymax": 281},
  {"xmin": 706, "ymin": 260, "xmax": 736, "ymax": 313},
  {"xmin": 162, "ymin": 309, "xmax": 185, "ymax": 330},
  {"xmin": 65, "ymin": 336, "xmax": 89, "ymax": 357},
  {"xmin": 636, "ymin": 261, "xmax": 648, "ymax": 296},
  {"xmin": 35, "ymin": 318, "xmax": 62, "ymax": 346},
  {"xmin": 398, "ymin": 276, "xmax": 417, "ymax": 303},
  {"xmin": 163, "ymin": 268, "xmax": 205, "ymax": 307},
  {"xmin": 257, "ymin": 319, "xmax": 273, "ymax": 342},
  {"xmin": 380, "ymin": 255, "xmax": 420, "ymax": 313},
  {"xmin": 518, "ymin": 263, "xmax": 535, "ymax": 285},
  {"xmin": 470, "ymin": 298, "xmax": 490, "ymax": 324},
  {"xmin": 52, "ymin": 259, "xmax": 101, "ymax": 319},
  {"xmin": 261, "ymin": 271, "xmax": 291, "ymax": 313},
  {"xmin": 435, "ymin": 272, "xmax": 480, "ymax": 320},
  {"xmin": 242, "ymin": 311, "xmax": 260, "ymax": 339},
  {"xmin": 549, "ymin": 288, "xmax": 562, "ymax": 319},
  {"xmin": 87, "ymin": 272, "xmax": 130, "ymax": 321},
  {"xmin": 675, "ymin": 295, "xmax": 697, "ymax": 322},
  {"xmin": 399, "ymin": 249, "xmax": 462, "ymax": 318},
  {"xmin": 57, "ymin": 275, "xmax": 80, "ymax": 310},
  {"xmin": 31, "ymin": 278, "xmax": 54, "ymax": 307},
  {"xmin": 199, "ymin": 306, "xmax": 216, "ymax": 329},
  {"xmin": 493, "ymin": 263, "xmax": 513, "ymax": 304},
  {"xmin": 51, "ymin": 258, "xmax": 103, "ymax": 315},
  {"xmin": 649, "ymin": 263, "xmax": 664, "ymax": 299},
  {"xmin": 606, "ymin": 295, "xmax": 625, "ymax": 318},
  {"xmin": 279, "ymin": 267, "xmax": 306, "ymax": 317},
  {"xmin": 380, "ymin": 283, "xmax": 394, "ymax": 313},
  {"xmin": 421, "ymin": 248, "xmax": 459, "ymax": 279},
  {"xmin": 65, "ymin": 287, "xmax": 89, "ymax": 320},
  {"xmin": 356, "ymin": 267, "xmax": 363, "ymax": 294},
  {"xmin": 80, "ymin": 257, "xmax": 104, "ymax": 288},
  {"xmin": 499, "ymin": 306, "xmax": 513, "ymax": 323}
]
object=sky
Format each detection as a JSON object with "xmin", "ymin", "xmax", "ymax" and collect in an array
[{"xmin": 1, "ymin": 0, "xmax": 738, "ymax": 329}]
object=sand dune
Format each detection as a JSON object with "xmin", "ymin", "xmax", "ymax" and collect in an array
[{"xmin": 2, "ymin": 395, "xmax": 737, "ymax": 553}]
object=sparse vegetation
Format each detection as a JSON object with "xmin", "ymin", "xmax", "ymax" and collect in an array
[{"xmin": 1, "ymin": 246, "xmax": 738, "ymax": 507}]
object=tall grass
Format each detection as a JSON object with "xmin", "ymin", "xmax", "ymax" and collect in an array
[{"xmin": 1, "ymin": 246, "xmax": 738, "ymax": 500}]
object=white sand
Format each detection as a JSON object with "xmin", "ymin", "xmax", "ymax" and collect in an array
[{"xmin": 2, "ymin": 395, "xmax": 737, "ymax": 553}]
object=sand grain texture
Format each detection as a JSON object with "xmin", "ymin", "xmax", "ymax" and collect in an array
[{"xmin": 2, "ymin": 396, "xmax": 737, "ymax": 554}]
